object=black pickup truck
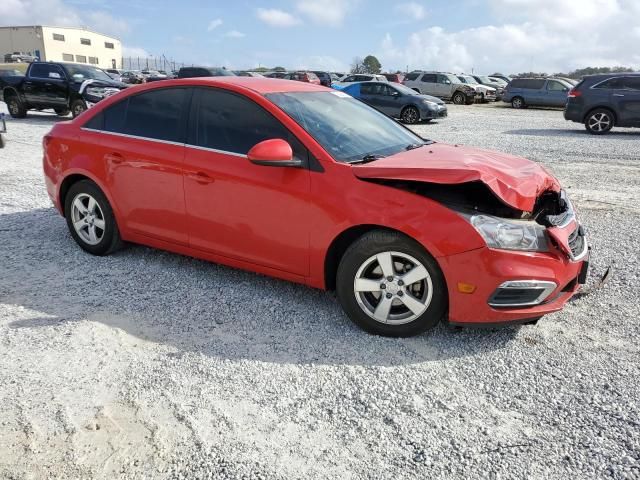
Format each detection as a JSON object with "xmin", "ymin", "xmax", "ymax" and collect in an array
[{"xmin": 0, "ymin": 62, "xmax": 127, "ymax": 119}]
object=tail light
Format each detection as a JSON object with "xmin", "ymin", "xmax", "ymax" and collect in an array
[
  {"xmin": 568, "ymin": 88, "xmax": 582, "ymax": 98},
  {"xmin": 42, "ymin": 134, "xmax": 52, "ymax": 150}
]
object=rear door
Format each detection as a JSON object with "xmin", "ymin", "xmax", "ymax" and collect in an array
[
  {"xmin": 83, "ymin": 87, "xmax": 190, "ymax": 244},
  {"xmin": 182, "ymin": 87, "xmax": 312, "ymax": 275},
  {"xmin": 24, "ymin": 63, "xmax": 68, "ymax": 107},
  {"xmin": 419, "ymin": 74, "xmax": 438, "ymax": 96},
  {"xmin": 614, "ymin": 77, "xmax": 640, "ymax": 126},
  {"xmin": 436, "ymin": 74, "xmax": 453, "ymax": 98}
]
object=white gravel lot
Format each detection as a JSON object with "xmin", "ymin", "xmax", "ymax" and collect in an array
[{"xmin": 0, "ymin": 102, "xmax": 639, "ymax": 480}]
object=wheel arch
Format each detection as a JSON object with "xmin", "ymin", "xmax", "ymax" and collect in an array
[
  {"xmin": 2, "ymin": 86, "xmax": 21, "ymax": 103},
  {"xmin": 324, "ymin": 224, "xmax": 427, "ymax": 291},
  {"xmin": 583, "ymin": 106, "xmax": 617, "ymax": 125},
  {"xmin": 58, "ymin": 172, "xmax": 120, "ymax": 223}
]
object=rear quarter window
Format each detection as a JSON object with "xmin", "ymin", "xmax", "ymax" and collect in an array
[{"xmin": 405, "ymin": 72, "xmax": 420, "ymax": 81}]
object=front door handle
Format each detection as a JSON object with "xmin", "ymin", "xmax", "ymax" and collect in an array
[
  {"xmin": 187, "ymin": 171, "xmax": 215, "ymax": 184},
  {"xmin": 613, "ymin": 94, "xmax": 625, "ymax": 97},
  {"xmin": 105, "ymin": 152, "xmax": 124, "ymax": 164}
]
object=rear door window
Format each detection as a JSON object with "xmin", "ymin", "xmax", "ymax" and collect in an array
[
  {"xmin": 622, "ymin": 77, "xmax": 640, "ymax": 91},
  {"xmin": 29, "ymin": 63, "xmax": 65, "ymax": 80},
  {"xmin": 421, "ymin": 74, "xmax": 437, "ymax": 83},
  {"xmin": 84, "ymin": 88, "xmax": 189, "ymax": 143},
  {"xmin": 405, "ymin": 72, "xmax": 420, "ymax": 81},
  {"xmin": 594, "ymin": 78, "xmax": 623, "ymax": 89}
]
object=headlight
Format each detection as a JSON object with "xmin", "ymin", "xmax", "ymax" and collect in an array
[
  {"xmin": 469, "ymin": 214, "xmax": 549, "ymax": 252},
  {"xmin": 85, "ymin": 86, "xmax": 120, "ymax": 99},
  {"xmin": 422, "ymin": 99, "xmax": 438, "ymax": 107}
]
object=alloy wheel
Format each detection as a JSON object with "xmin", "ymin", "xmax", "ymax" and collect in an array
[
  {"xmin": 353, "ymin": 251, "xmax": 433, "ymax": 325},
  {"xmin": 453, "ymin": 93, "xmax": 464, "ymax": 105},
  {"xmin": 71, "ymin": 193, "xmax": 106, "ymax": 245},
  {"xmin": 402, "ymin": 107, "xmax": 419, "ymax": 124},
  {"xmin": 9, "ymin": 100, "xmax": 19, "ymax": 115},
  {"xmin": 588, "ymin": 112, "xmax": 611, "ymax": 132}
]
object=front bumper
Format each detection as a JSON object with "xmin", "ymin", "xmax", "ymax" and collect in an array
[
  {"xmin": 421, "ymin": 104, "xmax": 448, "ymax": 119},
  {"xmin": 439, "ymin": 237, "xmax": 588, "ymax": 325}
]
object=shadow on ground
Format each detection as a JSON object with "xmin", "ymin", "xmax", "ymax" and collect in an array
[
  {"xmin": 504, "ymin": 128, "xmax": 640, "ymax": 138},
  {"xmin": 1, "ymin": 208, "xmax": 520, "ymax": 367}
]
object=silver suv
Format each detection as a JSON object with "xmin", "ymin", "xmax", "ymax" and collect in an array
[{"xmin": 403, "ymin": 72, "xmax": 475, "ymax": 105}]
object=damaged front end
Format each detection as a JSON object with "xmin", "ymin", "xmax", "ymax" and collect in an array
[{"xmin": 79, "ymin": 79, "xmax": 125, "ymax": 109}]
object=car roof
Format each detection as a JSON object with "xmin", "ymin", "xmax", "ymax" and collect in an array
[{"xmin": 124, "ymin": 76, "xmax": 329, "ymax": 94}]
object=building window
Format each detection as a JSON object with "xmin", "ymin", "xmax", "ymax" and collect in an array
[
  {"xmin": 62, "ymin": 53, "xmax": 74, "ymax": 62},
  {"xmin": 89, "ymin": 57, "xmax": 99, "ymax": 65},
  {"xmin": 76, "ymin": 55, "xmax": 87, "ymax": 63},
  {"xmin": 105, "ymin": 42, "xmax": 114, "ymax": 49},
  {"xmin": 53, "ymin": 33, "xmax": 65, "ymax": 41},
  {"xmin": 80, "ymin": 38, "xmax": 91, "ymax": 46}
]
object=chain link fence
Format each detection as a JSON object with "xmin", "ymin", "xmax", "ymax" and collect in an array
[{"xmin": 121, "ymin": 56, "xmax": 190, "ymax": 72}]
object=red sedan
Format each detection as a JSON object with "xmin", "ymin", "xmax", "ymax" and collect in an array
[{"xmin": 43, "ymin": 77, "xmax": 589, "ymax": 337}]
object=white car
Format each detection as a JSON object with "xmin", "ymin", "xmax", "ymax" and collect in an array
[
  {"xmin": 332, "ymin": 73, "xmax": 388, "ymax": 88},
  {"xmin": 457, "ymin": 75, "xmax": 497, "ymax": 102}
]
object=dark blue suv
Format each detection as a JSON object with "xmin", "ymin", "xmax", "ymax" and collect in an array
[{"xmin": 564, "ymin": 73, "xmax": 640, "ymax": 134}]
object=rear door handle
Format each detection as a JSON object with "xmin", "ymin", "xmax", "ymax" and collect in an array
[
  {"xmin": 105, "ymin": 152, "xmax": 124, "ymax": 164},
  {"xmin": 613, "ymin": 94, "xmax": 625, "ymax": 97},
  {"xmin": 187, "ymin": 171, "xmax": 215, "ymax": 184}
]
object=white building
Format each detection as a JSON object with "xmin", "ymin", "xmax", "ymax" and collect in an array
[{"xmin": 0, "ymin": 25, "xmax": 122, "ymax": 69}]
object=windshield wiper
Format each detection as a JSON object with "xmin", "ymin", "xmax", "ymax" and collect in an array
[
  {"xmin": 347, "ymin": 154, "xmax": 386, "ymax": 165},
  {"xmin": 405, "ymin": 143, "xmax": 426, "ymax": 151}
]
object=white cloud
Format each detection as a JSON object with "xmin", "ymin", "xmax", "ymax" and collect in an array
[
  {"xmin": 0, "ymin": 0, "xmax": 129, "ymax": 38},
  {"xmin": 256, "ymin": 8, "xmax": 301, "ymax": 27},
  {"xmin": 395, "ymin": 2, "xmax": 426, "ymax": 20},
  {"xmin": 224, "ymin": 30, "xmax": 245, "ymax": 39},
  {"xmin": 207, "ymin": 18, "xmax": 223, "ymax": 31},
  {"xmin": 380, "ymin": 0, "xmax": 640, "ymax": 74},
  {"xmin": 296, "ymin": 0, "xmax": 358, "ymax": 27}
]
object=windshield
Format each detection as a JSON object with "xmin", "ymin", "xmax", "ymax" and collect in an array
[
  {"xmin": 459, "ymin": 75, "xmax": 477, "ymax": 84},
  {"xmin": 478, "ymin": 76, "xmax": 493, "ymax": 83},
  {"xmin": 392, "ymin": 83, "xmax": 421, "ymax": 95},
  {"xmin": 266, "ymin": 91, "xmax": 429, "ymax": 163},
  {"xmin": 64, "ymin": 64, "xmax": 113, "ymax": 82}
]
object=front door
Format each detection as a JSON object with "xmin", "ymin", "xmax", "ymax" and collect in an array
[
  {"xmin": 183, "ymin": 87, "xmax": 312, "ymax": 275},
  {"xmin": 613, "ymin": 77, "xmax": 640, "ymax": 126},
  {"xmin": 543, "ymin": 80, "xmax": 569, "ymax": 107},
  {"xmin": 24, "ymin": 63, "xmax": 68, "ymax": 107}
]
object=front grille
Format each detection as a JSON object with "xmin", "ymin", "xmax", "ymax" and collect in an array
[{"xmin": 568, "ymin": 226, "xmax": 586, "ymax": 259}]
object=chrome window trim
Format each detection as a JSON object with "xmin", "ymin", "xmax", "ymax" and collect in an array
[
  {"xmin": 488, "ymin": 280, "xmax": 558, "ymax": 308},
  {"xmin": 81, "ymin": 128, "xmax": 248, "ymax": 157},
  {"xmin": 184, "ymin": 144, "xmax": 247, "ymax": 158},
  {"xmin": 81, "ymin": 128, "xmax": 185, "ymax": 147}
]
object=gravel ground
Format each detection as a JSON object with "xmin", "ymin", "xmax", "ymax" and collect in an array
[{"xmin": 0, "ymin": 102, "xmax": 639, "ymax": 480}]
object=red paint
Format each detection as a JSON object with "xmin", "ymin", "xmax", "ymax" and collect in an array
[{"xmin": 43, "ymin": 77, "xmax": 587, "ymax": 325}]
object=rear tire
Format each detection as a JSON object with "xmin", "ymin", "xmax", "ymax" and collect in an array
[
  {"xmin": 7, "ymin": 95, "xmax": 27, "ymax": 118},
  {"xmin": 400, "ymin": 106, "xmax": 420, "ymax": 124},
  {"xmin": 71, "ymin": 99, "xmax": 87, "ymax": 118},
  {"xmin": 64, "ymin": 180, "xmax": 122, "ymax": 256},
  {"xmin": 511, "ymin": 96, "xmax": 525, "ymax": 109},
  {"xmin": 585, "ymin": 108, "xmax": 614, "ymax": 135},
  {"xmin": 336, "ymin": 230, "xmax": 447, "ymax": 337}
]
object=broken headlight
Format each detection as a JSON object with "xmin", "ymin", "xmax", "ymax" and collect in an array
[{"xmin": 469, "ymin": 214, "xmax": 549, "ymax": 252}]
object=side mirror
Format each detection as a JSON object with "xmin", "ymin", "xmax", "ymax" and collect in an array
[
  {"xmin": 248, "ymin": 139, "xmax": 301, "ymax": 167},
  {"xmin": 391, "ymin": 91, "xmax": 400, "ymax": 97}
]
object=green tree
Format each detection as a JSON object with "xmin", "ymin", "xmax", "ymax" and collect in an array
[
  {"xmin": 350, "ymin": 57, "xmax": 365, "ymax": 74},
  {"xmin": 362, "ymin": 55, "xmax": 382, "ymax": 74},
  {"xmin": 273, "ymin": 66, "xmax": 286, "ymax": 72}
]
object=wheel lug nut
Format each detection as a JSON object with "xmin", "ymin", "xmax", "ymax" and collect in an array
[
  {"xmin": 386, "ymin": 276, "xmax": 394, "ymax": 282},
  {"xmin": 397, "ymin": 291, "xmax": 404, "ymax": 297},
  {"xmin": 385, "ymin": 293, "xmax": 393, "ymax": 299},
  {"xmin": 380, "ymin": 284, "xmax": 386, "ymax": 289},
  {"xmin": 398, "ymin": 280, "xmax": 404, "ymax": 286}
]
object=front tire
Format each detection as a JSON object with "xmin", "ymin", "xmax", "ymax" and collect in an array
[
  {"xmin": 336, "ymin": 230, "xmax": 447, "ymax": 337},
  {"xmin": 585, "ymin": 108, "xmax": 614, "ymax": 135},
  {"xmin": 7, "ymin": 96, "xmax": 27, "ymax": 118},
  {"xmin": 64, "ymin": 180, "xmax": 122, "ymax": 256},
  {"xmin": 452, "ymin": 92, "xmax": 466, "ymax": 105},
  {"xmin": 400, "ymin": 106, "xmax": 420, "ymax": 124},
  {"xmin": 71, "ymin": 99, "xmax": 88, "ymax": 118},
  {"xmin": 55, "ymin": 108, "xmax": 71, "ymax": 117}
]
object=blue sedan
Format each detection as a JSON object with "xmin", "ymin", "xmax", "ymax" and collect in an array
[{"xmin": 341, "ymin": 81, "xmax": 448, "ymax": 124}]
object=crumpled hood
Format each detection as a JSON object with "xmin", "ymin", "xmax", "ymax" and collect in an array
[{"xmin": 351, "ymin": 143, "xmax": 560, "ymax": 212}]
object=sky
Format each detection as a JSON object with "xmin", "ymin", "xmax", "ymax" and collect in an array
[{"xmin": 1, "ymin": 0, "xmax": 639, "ymax": 74}]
